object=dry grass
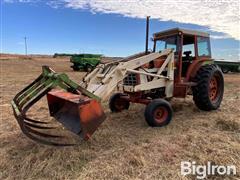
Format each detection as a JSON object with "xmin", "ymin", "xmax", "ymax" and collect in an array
[{"xmin": 0, "ymin": 56, "xmax": 239, "ymax": 179}]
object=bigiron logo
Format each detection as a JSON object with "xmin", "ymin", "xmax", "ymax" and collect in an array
[{"xmin": 181, "ymin": 161, "xmax": 237, "ymax": 179}]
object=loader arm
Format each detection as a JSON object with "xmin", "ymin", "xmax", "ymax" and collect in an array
[{"xmin": 82, "ymin": 49, "xmax": 174, "ymax": 100}]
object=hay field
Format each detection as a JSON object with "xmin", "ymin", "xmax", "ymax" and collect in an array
[{"xmin": 0, "ymin": 55, "xmax": 239, "ymax": 179}]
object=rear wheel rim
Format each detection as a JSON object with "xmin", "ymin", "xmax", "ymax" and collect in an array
[
  {"xmin": 209, "ymin": 75, "xmax": 219, "ymax": 102},
  {"xmin": 154, "ymin": 107, "xmax": 168, "ymax": 123}
]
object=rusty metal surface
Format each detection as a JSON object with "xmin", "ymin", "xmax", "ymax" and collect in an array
[{"xmin": 47, "ymin": 90, "xmax": 106, "ymax": 141}]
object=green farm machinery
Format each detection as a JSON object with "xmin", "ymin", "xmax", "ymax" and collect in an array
[
  {"xmin": 70, "ymin": 54, "xmax": 102, "ymax": 72},
  {"xmin": 214, "ymin": 60, "xmax": 240, "ymax": 73},
  {"xmin": 53, "ymin": 53, "xmax": 75, "ymax": 58}
]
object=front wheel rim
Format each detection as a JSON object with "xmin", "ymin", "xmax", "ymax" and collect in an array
[
  {"xmin": 154, "ymin": 107, "xmax": 168, "ymax": 123},
  {"xmin": 114, "ymin": 98, "xmax": 127, "ymax": 111}
]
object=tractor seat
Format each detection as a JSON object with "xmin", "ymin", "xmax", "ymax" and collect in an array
[
  {"xmin": 183, "ymin": 51, "xmax": 193, "ymax": 62},
  {"xmin": 183, "ymin": 51, "xmax": 192, "ymax": 57}
]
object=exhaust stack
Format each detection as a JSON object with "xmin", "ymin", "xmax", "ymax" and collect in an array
[{"xmin": 145, "ymin": 16, "xmax": 150, "ymax": 54}]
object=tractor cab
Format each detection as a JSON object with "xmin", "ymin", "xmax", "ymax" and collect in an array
[{"xmin": 152, "ymin": 28, "xmax": 212, "ymax": 82}]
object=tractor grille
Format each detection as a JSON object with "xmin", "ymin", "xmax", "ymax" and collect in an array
[{"xmin": 123, "ymin": 73, "xmax": 138, "ymax": 86}]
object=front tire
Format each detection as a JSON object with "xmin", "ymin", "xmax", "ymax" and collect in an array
[
  {"xmin": 109, "ymin": 93, "xmax": 130, "ymax": 112},
  {"xmin": 192, "ymin": 64, "xmax": 224, "ymax": 111},
  {"xmin": 144, "ymin": 99, "xmax": 173, "ymax": 127}
]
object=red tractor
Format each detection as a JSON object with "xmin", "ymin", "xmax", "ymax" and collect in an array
[
  {"xmin": 12, "ymin": 20, "xmax": 224, "ymax": 145},
  {"xmin": 103, "ymin": 27, "xmax": 224, "ymax": 127}
]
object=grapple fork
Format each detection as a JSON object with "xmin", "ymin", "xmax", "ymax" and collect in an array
[{"xmin": 11, "ymin": 66, "xmax": 106, "ymax": 146}]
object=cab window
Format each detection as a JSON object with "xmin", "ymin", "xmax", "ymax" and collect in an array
[
  {"xmin": 197, "ymin": 37, "xmax": 211, "ymax": 56},
  {"xmin": 155, "ymin": 35, "xmax": 178, "ymax": 53},
  {"xmin": 182, "ymin": 35, "xmax": 195, "ymax": 59}
]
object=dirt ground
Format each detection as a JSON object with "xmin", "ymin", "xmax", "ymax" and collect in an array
[{"xmin": 0, "ymin": 56, "xmax": 239, "ymax": 180}]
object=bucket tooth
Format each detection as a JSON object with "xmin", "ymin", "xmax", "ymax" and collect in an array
[
  {"xmin": 24, "ymin": 126, "xmax": 62, "ymax": 138},
  {"xmin": 23, "ymin": 121, "xmax": 56, "ymax": 129},
  {"xmin": 24, "ymin": 117, "xmax": 50, "ymax": 124},
  {"xmin": 12, "ymin": 109, "xmax": 73, "ymax": 146}
]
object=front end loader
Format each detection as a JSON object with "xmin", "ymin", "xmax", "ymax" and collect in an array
[{"xmin": 12, "ymin": 48, "xmax": 176, "ymax": 145}]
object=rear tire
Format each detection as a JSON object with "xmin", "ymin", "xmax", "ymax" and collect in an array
[
  {"xmin": 109, "ymin": 93, "xmax": 130, "ymax": 112},
  {"xmin": 192, "ymin": 64, "xmax": 224, "ymax": 111},
  {"xmin": 144, "ymin": 99, "xmax": 173, "ymax": 127}
]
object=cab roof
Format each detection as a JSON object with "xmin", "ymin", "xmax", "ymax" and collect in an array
[{"xmin": 153, "ymin": 28, "xmax": 210, "ymax": 39}]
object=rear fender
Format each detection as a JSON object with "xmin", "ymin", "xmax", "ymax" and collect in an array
[
  {"xmin": 173, "ymin": 59, "xmax": 213, "ymax": 98},
  {"xmin": 185, "ymin": 59, "xmax": 213, "ymax": 82}
]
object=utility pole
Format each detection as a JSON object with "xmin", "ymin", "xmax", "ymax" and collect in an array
[{"xmin": 24, "ymin": 36, "xmax": 28, "ymax": 55}]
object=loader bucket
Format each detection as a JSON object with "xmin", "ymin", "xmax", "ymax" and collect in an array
[
  {"xmin": 11, "ymin": 66, "xmax": 106, "ymax": 146},
  {"xmin": 47, "ymin": 90, "xmax": 106, "ymax": 140}
]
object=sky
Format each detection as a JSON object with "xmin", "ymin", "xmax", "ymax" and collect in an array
[{"xmin": 1, "ymin": 0, "xmax": 240, "ymax": 60}]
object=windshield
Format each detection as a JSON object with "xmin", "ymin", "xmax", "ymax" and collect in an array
[{"xmin": 155, "ymin": 35, "xmax": 179, "ymax": 53}]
